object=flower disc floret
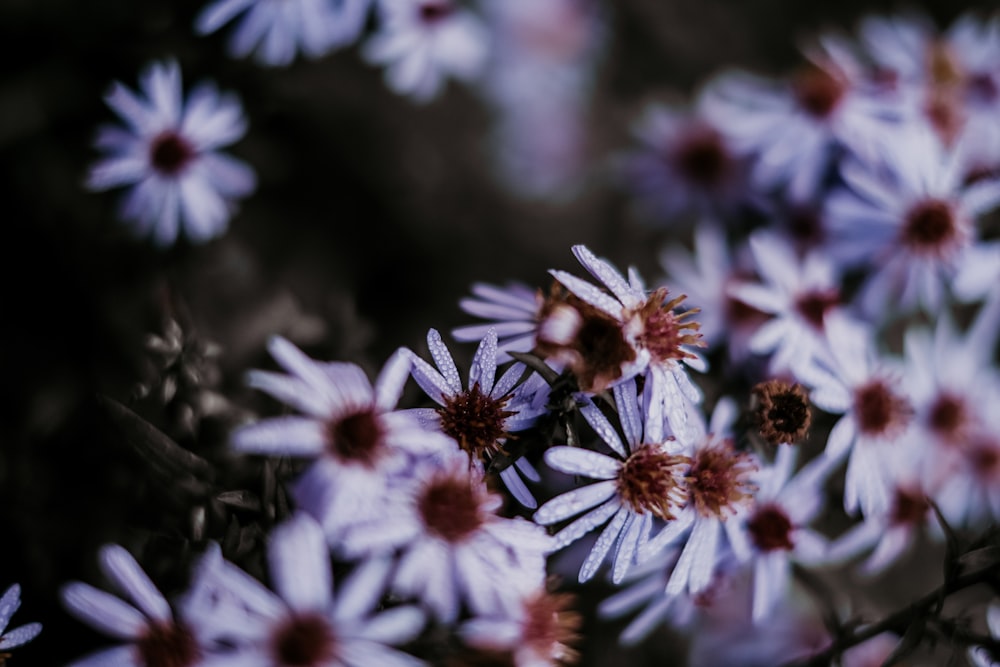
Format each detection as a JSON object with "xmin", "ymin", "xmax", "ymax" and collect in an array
[
  {"xmin": 901, "ymin": 199, "xmax": 962, "ymax": 257},
  {"xmin": 324, "ymin": 407, "xmax": 386, "ymax": 467},
  {"xmin": 630, "ymin": 288, "xmax": 704, "ymax": 364},
  {"xmin": 270, "ymin": 612, "xmax": 337, "ymax": 667},
  {"xmin": 616, "ymin": 445, "xmax": 690, "ymax": 520},
  {"xmin": 137, "ymin": 621, "xmax": 201, "ymax": 667},
  {"xmin": 853, "ymin": 379, "xmax": 912, "ymax": 438},
  {"xmin": 438, "ymin": 382, "xmax": 515, "ymax": 460},
  {"xmin": 671, "ymin": 125, "xmax": 733, "ymax": 187},
  {"xmin": 746, "ymin": 503, "xmax": 795, "ymax": 552},
  {"xmin": 418, "ymin": 474, "xmax": 486, "ymax": 543},
  {"xmin": 792, "ymin": 64, "xmax": 845, "ymax": 118},
  {"xmin": 686, "ymin": 438, "xmax": 757, "ymax": 518}
]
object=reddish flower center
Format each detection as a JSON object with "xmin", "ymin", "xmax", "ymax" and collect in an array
[
  {"xmin": 786, "ymin": 207, "xmax": 825, "ymax": 247},
  {"xmin": 794, "ymin": 288, "xmax": 840, "ymax": 331},
  {"xmin": 747, "ymin": 503, "xmax": 794, "ymax": 551},
  {"xmin": 633, "ymin": 288, "xmax": 704, "ymax": 364},
  {"xmin": 671, "ymin": 126, "xmax": 732, "ymax": 188},
  {"xmin": 686, "ymin": 438, "xmax": 757, "ymax": 518},
  {"xmin": 419, "ymin": 1, "xmax": 453, "ymax": 23},
  {"xmin": 927, "ymin": 392, "xmax": 968, "ymax": 442},
  {"xmin": 271, "ymin": 613, "xmax": 337, "ymax": 667},
  {"xmin": 418, "ymin": 475, "xmax": 485, "ymax": 542},
  {"xmin": 969, "ymin": 440, "xmax": 1000, "ymax": 477},
  {"xmin": 616, "ymin": 444, "xmax": 690, "ymax": 520},
  {"xmin": 853, "ymin": 379, "xmax": 911, "ymax": 438},
  {"xmin": 889, "ymin": 487, "xmax": 930, "ymax": 526},
  {"xmin": 149, "ymin": 131, "xmax": 196, "ymax": 176},
  {"xmin": 437, "ymin": 383, "xmax": 512, "ymax": 462},
  {"xmin": 521, "ymin": 591, "xmax": 582, "ymax": 663},
  {"xmin": 325, "ymin": 407, "xmax": 386, "ymax": 467},
  {"xmin": 901, "ymin": 199, "xmax": 961, "ymax": 256},
  {"xmin": 136, "ymin": 621, "xmax": 201, "ymax": 667},
  {"xmin": 793, "ymin": 65, "xmax": 845, "ymax": 119}
]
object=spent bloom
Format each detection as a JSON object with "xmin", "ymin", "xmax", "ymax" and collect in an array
[
  {"xmin": 195, "ymin": 0, "xmax": 371, "ymax": 66},
  {"xmin": 86, "ymin": 60, "xmax": 256, "ymax": 247}
]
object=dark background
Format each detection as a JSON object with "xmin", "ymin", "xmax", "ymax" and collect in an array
[{"xmin": 0, "ymin": 1, "xmax": 993, "ymax": 664}]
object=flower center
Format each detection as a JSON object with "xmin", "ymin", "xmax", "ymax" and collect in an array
[
  {"xmin": 418, "ymin": 474, "xmax": 485, "ymax": 543},
  {"xmin": 419, "ymin": 1, "xmax": 453, "ymax": 23},
  {"xmin": 853, "ymin": 379, "xmax": 911, "ymax": 438},
  {"xmin": 747, "ymin": 503, "xmax": 794, "ymax": 551},
  {"xmin": 686, "ymin": 438, "xmax": 757, "ymax": 518},
  {"xmin": 786, "ymin": 207, "xmax": 825, "ymax": 247},
  {"xmin": 271, "ymin": 613, "xmax": 337, "ymax": 667},
  {"xmin": 136, "ymin": 621, "xmax": 201, "ymax": 667},
  {"xmin": 616, "ymin": 444, "xmax": 690, "ymax": 520},
  {"xmin": 889, "ymin": 487, "xmax": 929, "ymax": 526},
  {"xmin": 521, "ymin": 590, "xmax": 581, "ymax": 663},
  {"xmin": 149, "ymin": 131, "xmax": 196, "ymax": 176},
  {"xmin": 927, "ymin": 392, "xmax": 969, "ymax": 443},
  {"xmin": 753, "ymin": 380, "xmax": 812, "ymax": 445},
  {"xmin": 901, "ymin": 199, "xmax": 962, "ymax": 257},
  {"xmin": 671, "ymin": 126, "xmax": 732, "ymax": 187},
  {"xmin": 437, "ymin": 383, "xmax": 512, "ymax": 462},
  {"xmin": 632, "ymin": 288, "xmax": 704, "ymax": 364},
  {"xmin": 792, "ymin": 65, "xmax": 845, "ymax": 119},
  {"xmin": 794, "ymin": 288, "xmax": 839, "ymax": 331},
  {"xmin": 324, "ymin": 407, "xmax": 386, "ymax": 467},
  {"xmin": 968, "ymin": 440, "xmax": 1000, "ymax": 478}
]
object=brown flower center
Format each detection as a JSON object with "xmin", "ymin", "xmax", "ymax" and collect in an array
[
  {"xmin": 671, "ymin": 125, "xmax": 732, "ymax": 188},
  {"xmin": 889, "ymin": 487, "xmax": 930, "ymax": 526},
  {"xmin": 616, "ymin": 444, "xmax": 690, "ymax": 520},
  {"xmin": 686, "ymin": 438, "xmax": 757, "ymax": 518},
  {"xmin": 927, "ymin": 392, "xmax": 969, "ymax": 442},
  {"xmin": 149, "ymin": 131, "xmax": 196, "ymax": 176},
  {"xmin": 794, "ymin": 288, "xmax": 839, "ymax": 331},
  {"xmin": 747, "ymin": 503, "xmax": 794, "ymax": 551},
  {"xmin": 271, "ymin": 613, "xmax": 337, "ymax": 667},
  {"xmin": 437, "ymin": 383, "xmax": 513, "ymax": 462},
  {"xmin": 753, "ymin": 380, "xmax": 812, "ymax": 445},
  {"xmin": 853, "ymin": 379, "xmax": 911, "ymax": 438},
  {"xmin": 419, "ymin": 1, "xmax": 453, "ymax": 23},
  {"xmin": 968, "ymin": 440, "xmax": 1000, "ymax": 477},
  {"xmin": 521, "ymin": 590, "xmax": 582, "ymax": 664},
  {"xmin": 792, "ymin": 65, "xmax": 845, "ymax": 119},
  {"xmin": 901, "ymin": 199, "xmax": 962, "ymax": 257},
  {"xmin": 632, "ymin": 288, "xmax": 704, "ymax": 364},
  {"xmin": 418, "ymin": 475, "xmax": 485, "ymax": 543},
  {"xmin": 325, "ymin": 407, "xmax": 386, "ymax": 467},
  {"xmin": 136, "ymin": 621, "xmax": 201, "ymax": 667}
]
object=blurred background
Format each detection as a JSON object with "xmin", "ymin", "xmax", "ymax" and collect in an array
[{"xmin": 1, "ymin": 0, "xmax": 996, "ymax": 664}]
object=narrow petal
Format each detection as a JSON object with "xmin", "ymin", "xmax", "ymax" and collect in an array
[
  {"xmin": 61, "ymin": 583, "xmax": 146, "ymax": 640},
  {"xmin": 534, "ymin": 480, "xmax": 618, "ymax": 525},
  {"xmin": 268, "ymin": 514, "xmax": 331, "ymax": 612},
  {"xmin": 99, "ymin": 545, "xmax": 171, "ymax": 623}
]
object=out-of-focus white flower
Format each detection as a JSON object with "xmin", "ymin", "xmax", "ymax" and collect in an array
[
  {"xmin": 195, "ymin": 0, "xmax": 371, "ymax": 66},
  {"xmin": 404, "ymin": 328, "xmax": 548, "ymax": 507},
  {"xmin": 184, "ymin": 514, "xmax": 427, "ymax": 666},
  {"xmin": 452, "ymin": 281, "xmax": 543, "ymax": 360},
  {"xmin": 0, "ymin": 584, "xmax": 41, "ymax": 654},
  {"xmin": 86, "ymin": 61, "xmax": 256, "ymax": 247},
  {"xmin": 969, "ymin": 602, "xmax": 1000, "ymax": 667},
  {"xmin": 728, "ymin": 230, "xmax": 844, "ymax": 375},
  {"xmin": 61, "ymin": 545, "xmax": 205, "ymax": 667},
  {"xmin": 824, "ymin": 124, "xmax": 1000, "ymax": 317},
  {"xmin": 364, "ymin": 0, "xmax": 489, "ymax": 102},
  {"xmin": 232, "ymin": 336, "xmax": 453, "ymax": 542}
]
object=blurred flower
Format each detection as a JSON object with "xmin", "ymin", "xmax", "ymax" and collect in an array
[
  {"xmin": 364, "ymin": 0, "xmax": 489, "ymax": 102},
  {"xmin": 0, "ymin": 584, "xmax": 41, "ymax": 655},
  {"xmin": 452, "ymin": 281, "xmax": 543, "ymax": 360},
  {"xmin": 86, "ymin": 60, "xmax": 256, "ymax": 247},
  {"xmin": 969, "ymin": 602, "xmax": 1000, "ymax": 667},
  {"xmin": 195, "ymin": 0, "xmax": 370, "ymax": 66}
]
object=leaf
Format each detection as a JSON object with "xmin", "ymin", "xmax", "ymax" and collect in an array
[{"xmin": 216, "ymin": 490, "xmax": 262, "ymax": 512}]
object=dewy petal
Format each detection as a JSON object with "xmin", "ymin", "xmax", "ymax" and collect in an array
[
  {"xmin": 614, "ymin": 379, "xmax": 643, "ymax": 450},
  {"xmin": 500, "ymin": 465, "xmax": 537, "ymax": 509},
  {"xmin": 571, "ymin": 245, "xmax": 643, "ymax": 309},
  {"xmin": 468, "ymin": 328, "xmax": 498, "ymax": 393},
  {"xmin": 0, "ymin": 585, "xmax": 20, "ymax": 634},
  {"xmin": 0, "ymin": 623, "xmax": 42, "ymax": 649},
  {"xmin": 406, "ymin": 351, "xmax": 453, "ymax": 406},
  {"xmin": 268, "ymin": 514, "xmax": 331, "ymax": 613},
  {"xmin": 99, "ymin": 545, "xmax": 172, "ymax": 623},
  {"xmin": 579, "ymin": 506, "xmax": 629, "ymax": 583},
  {"xmin": 665, "ymin": 517, "xmax": 718, "ymax": 596},
  {"xmin": 549, "ymin": 269, "xmax": 625, "ymax": 319},
  {"xmin": 426, "ymin": 329, "xmax": 463, "ymax": 395},
  {"xmin": 60, "ymin": 583, "xmax": 147, "ymax": 640},
  {"xmin": 578, "ymin": 399, "xmax": 627, "ymax": 457},
  {"xmin": 534, "ymin": 480, "xmax": 618, "ymax": 525},
  {"xmin": 543, "ymin": 447, "xmax": 621, "ymax": 480},
  {"xmin": 551, "ymin": 498, "xmax": 621, "ymax": 549},
  {"xmin": 612, "ymin": 513, "xmax": 647, "ymax": 584},
  {"xmin": 639, "ymin": 508, "xmax": 695, "ymax": 562}
]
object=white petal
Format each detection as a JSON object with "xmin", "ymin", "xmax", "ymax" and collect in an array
[
  {"xmin": 99, "ymin": 545, "xmax": 171, "ymax": 623},
  {"xmin": 268, "ymin": 514, "xmax": 331, "ymax": 612},
  {"xmin": 543, "ymin": 447, "xmax": 621, "ymax": 479},
  {"xmin": 533, "ymin": 480, "xmax": 618, "ymax": 525}
]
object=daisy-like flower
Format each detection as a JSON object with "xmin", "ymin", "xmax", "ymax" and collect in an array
[
  {"xmin": 969, "ymin": 602, "xmax": 1000, "ymax": 667},
  {"xmin": 824, "ymin": 123, "xmax": 1000, "ymax": 316},
  {"xmin": 459, "ymin": 584, "xmax": 582, "ymax": 667},
  {"xmin": 61, "ymin": 544, "xmax": 204, "ymax": 667},
  {"xmin": 638, "ymin": 399, "xmax": 759, "ymax": 598},
  {"xmin": 620, "ymin": 102, "xmax": 749, "ymax": 223},
  {"xmin": 727, "ymin": 230, "xmax": 844, "ymax": 374},
  {"xmin": 796, "ymin": 315, "xmax": 913, "ymax": 517},
  {"xmin": 702, "ymin": 34, "xmax": 897, "ymax": 202},
  {"xmin": 405, "ymin": 328, "xmax": 548, "ymax": 507},
  {"xmin": 184, "ymin": 513, "xmax": 426, "ymax": 667},
  {"xmin": 86, "ymin": 60, "xmax": 256, "ymax": 247},
  {"xmin": 546, "ymin": 244, "xmax": 706, "ymax": 438},
  {"xmin": 535, "ymin": 378, "xmax": 701, "ymax": 585},
  {"xmin": 232, "ymin": 336, "xmax": 453, "ymax": 541},
  {"xmin": 452, "ymin": 281, "xmax": 543, "ymax": 360},
  {"xmin": 363, "ymin": 0, "xmax": 489, "ymax": 102},
  {"xmin": 0, "ymin": 584, "xmax": 42, "ymax": 655},
  {"xmin": 738, "ymin": 446, "xmax": 831, "ymax": 623},
  {"xmin": 339, "ymin": 449, "xmax": 552, "ymax": 622},
  {"xmin": 195, "ymin": 0, "xmax": 371, "ymax": 66},
  {"xmin": 657, "ymin": 222, "xmax": 769, "ymax": 364}
]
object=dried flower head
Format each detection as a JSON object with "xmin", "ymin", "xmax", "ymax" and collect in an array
[{"xmin": 753, "ymin": 380, "xmax": 812, "ymax": 445}]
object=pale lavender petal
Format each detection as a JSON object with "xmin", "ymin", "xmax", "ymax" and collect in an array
[
  {"xmin": 268, "ymin": 514, "xmax": 331, "ymax": 612},
  {"xmin": 374, "ymin": 348, "xmax": 411, "ymax": 411},
  {"xmin": 0, "ymin": 585, "xmax": 20, "ymax": 633},
  {"xmin": 66, "ymin": 645, "xmax": 137, "ymax": 667},
  {"xmin": 534, "ymin": 480, "xmax": 618, "ymax": 525},
  {"xmin": 549, "ymin": 269, "xmax": 624, "ymax": 319},
  {"xmin": 99, "ymin": 545, "xmax": 171, "ymax": 623},
  {"xmin": 61, "ymin": 583, "xmax": 146, "ymax": 640},
  {"xmin": 551, "ymin": 498, "xmax": 621, "ymax": 549},
  {"xmin": 579, "ymin": 506, "xmax": 629, "ymax": 582},
  {"xmin": 571, "ymin": 245, "xmax": 642, "ymax": 309},
  {"xmin": 543, "ymin": 446, "xmax": 621, "ymax": 479},
  {"xmin": 0, "ymin": 622, "xmax": 42, "ymax": 649},
  {"xmin": 231, "ymin": 417, "xmax": 325, "ymax": 457},
  {"xmin": 469, "ymin": 329, "xmax": 498, "ymax": 393},
  {"xmin": 578, "ymin": 399, "xmax": 627, "ymax": 456},
  {"xmin": 426, "ymin": 329, "xmax": 463, "ymax": 394}
]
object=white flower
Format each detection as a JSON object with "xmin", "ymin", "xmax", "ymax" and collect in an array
[
  {"xmin": 339, "ymin": 450, "xmax": 552, "ymax": 622},
  {"xmin": 232, "ymin": 336, "xmax": 453, "ymax": 542},
  {"xmin": 969, "ymin": 602, "xmax": 1000, "ymax": 667},
  {"xmin": 61, "ymin": 545, "xmax": 205, "ymax": 667},
  {"xmin": 195, "ymin": 0, "xmax": 371, "ymax": 66},
  {"xmin": 727, "ymin": 230, "xmax": 844, "ymax": 374},
  {"xmin": 533, "ymin": 378, "xmax": 691, "ymax": 584},
  {"xmin": 86, "ymin": 60, "xmax": 256, "ymax": 247},
  {"xmin": 404, "ymin": 328, "xmax": 548, "ymax": 507},
  {"xmin": 452, "ymin": 281, "xmax": 542, "ymax": 360},
  {"xmin": 0, "ymin": 584, "xmax": 41, "ymax": 653},
  {"xmin": 364, "ymin": 0, "xmax": 489, "ymax": 102},
  {"xmin": 184, "ymin": 514, "xmax": 427, "ymax": 667}
]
